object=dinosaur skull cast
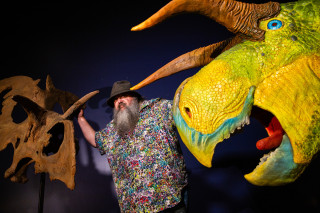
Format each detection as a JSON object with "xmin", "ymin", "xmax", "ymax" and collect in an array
[{"xmin": 0, "ymin": 76, "xmax": 98, "ymax": 189}]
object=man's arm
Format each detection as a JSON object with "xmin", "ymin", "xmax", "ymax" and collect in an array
[{"xmin": 77, "ymin": 109, "xmax": 97, "ymax": 147}]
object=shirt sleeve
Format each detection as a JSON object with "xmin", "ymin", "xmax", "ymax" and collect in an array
[
  {"xmin": 159, "ymin": 99, "xmax": 175, "ymax": 128},
  {"xmin": 95, "ymin": 129, "xmax": 107, "ymax": 155}
]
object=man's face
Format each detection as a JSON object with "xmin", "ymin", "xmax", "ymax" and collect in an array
[
  {"xmin": 114, "ymin": 94, "xmax": 136, "ymax": 110},
  {"xmin": 113, "ymin": 93, "xmax": 140, "ymax": 136}
]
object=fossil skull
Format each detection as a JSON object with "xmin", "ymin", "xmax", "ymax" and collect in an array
[{"xmin": 0, "ymin": 75, "xmax": 98, "ymax": 189}]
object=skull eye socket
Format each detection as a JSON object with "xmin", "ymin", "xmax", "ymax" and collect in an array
[
  {"xmin": 43, "ymin": 122, "xmax": 65, "ymax": 156},
  {"xmin": 0, "ymin": 88, "xmax": 28, "ymax": 124},
  {"xmin": 12, "ymin": 103, "xmax": 28, "ymax": 124}
]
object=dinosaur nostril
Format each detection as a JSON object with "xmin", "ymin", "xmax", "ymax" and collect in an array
[{"xmin": 185, "ymin": 107, "xmax": 192, "ymax": 118}]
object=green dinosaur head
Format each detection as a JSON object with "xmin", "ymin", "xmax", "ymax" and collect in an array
[{"xmin": 132, "ymin": 0, "xmax": 320, "ymax": 186}]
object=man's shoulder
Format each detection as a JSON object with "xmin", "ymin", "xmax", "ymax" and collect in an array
[
  {"xmin": 142, "ymin": 98, "xmax": 172, "ymax": 108},
  {"xmin": 140, "ymin": 98, "xmax": 174, "ymax": 118},
  {"xmin": 154, "ymin": 98, "xmax": 173, "ymax": 109}
]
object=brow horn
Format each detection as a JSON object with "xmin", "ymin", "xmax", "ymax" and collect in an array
[
  {"xmin": 131, "ymin": 35, "xmax": 243, "ymax": 90},
  {"xmin": 12, "ymin": 95, "xmax": 47, "ymax": 122},
  {"xmin": 62, "ymin": 90, "xmax": 99, "ymax": 119},
  {"xmin": 132, "ymin": 0, "xmax": 280, "ymax": 41}
]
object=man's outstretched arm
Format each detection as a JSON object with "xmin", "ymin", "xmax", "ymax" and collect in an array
[{"xmin": 77, "ymin": 109, "xmax": 97, "ymax": 147}]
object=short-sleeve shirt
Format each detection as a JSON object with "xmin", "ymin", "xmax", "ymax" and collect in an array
[{"xmin": 95, "ymin": 98, "xmax": 188, "ymax": 213}]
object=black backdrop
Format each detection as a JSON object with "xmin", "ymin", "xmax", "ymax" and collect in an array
[{"xmin": 1, "ymin": 1, "xmax": 320, "ymax": 212}]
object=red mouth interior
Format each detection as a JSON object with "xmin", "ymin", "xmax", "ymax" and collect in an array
[
  {"xmin": 256, "ymin": 116, "xmax": 284, "ymax": 150},
  {"xmin": 251, "ymin": 107, "xmax": 285, "ymax": 151}
]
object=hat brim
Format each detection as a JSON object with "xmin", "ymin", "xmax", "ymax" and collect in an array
[{"xmin": 107, "ymin": 90, "xmax": 141, "ymax": 107}]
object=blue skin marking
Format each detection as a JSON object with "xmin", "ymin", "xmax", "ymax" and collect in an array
[{"xmin": 267, "ymin": 19, "xmax": 283, "ymax": 30}]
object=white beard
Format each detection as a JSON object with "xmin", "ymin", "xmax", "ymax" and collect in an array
[{"xmin": 113, "ymin": 98, "xmax": 140, "ymax": 137}]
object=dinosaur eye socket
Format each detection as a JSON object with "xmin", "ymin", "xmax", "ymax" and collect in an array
[{"xmin": 267, "ymin": 20, "xmax": 283, "ymax": 30}]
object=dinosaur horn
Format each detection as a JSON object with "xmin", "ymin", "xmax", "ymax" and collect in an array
[
  {"xmin": 12, "ymin": 95, "xmax": 47, "ymax": 122},
  {"xmin": 132, "ymin": 0, "xmax": 280, "ymax": 41},
  {"xmin": 131, "ymin": 35, "xmax": 243, "ymax": 90},
  {"xmin": 62, "ymin": 90, "xmax": 99, "ymax": 119}
]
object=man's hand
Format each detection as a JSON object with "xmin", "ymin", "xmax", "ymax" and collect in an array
[{"xmin": 78, "ymin": 109, "xmax": 84, "ymax": 119}]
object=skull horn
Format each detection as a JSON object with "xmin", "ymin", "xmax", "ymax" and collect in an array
[
  {"xmin": 132, "ymin": 0, "xmax": 280, "ymax": 41},
  {"xmin": 12, "ymin": 90, "xmax": 100, "ymax": 121},
  {"xmin": 131, "ymin": 35, "xmax": 243, "ymax": 90},
  {"xmin": 12, "ymin": 95, "xmax": 47, "ymax": 122},
  {"xmin": 62, "ymin": 90, "xmax": 99, "ymax": 119}
]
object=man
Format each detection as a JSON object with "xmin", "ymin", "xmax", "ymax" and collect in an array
[{"xmin": 77, "ymin": 80, "xmax": 188, "ymax": 213}]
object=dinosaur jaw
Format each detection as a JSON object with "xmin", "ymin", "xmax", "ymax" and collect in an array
[
  {"xmin": 173, "ymin": 83, "xmax": 307, "ymax": 186},
  {"xmin": 244, "ymin": 133, "xmax": 306, "ymax": 186},
  {"xmin": 245, "ymin": 107, "xmax": 307, "ymax": 186}
]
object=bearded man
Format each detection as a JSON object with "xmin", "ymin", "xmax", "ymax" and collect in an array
[{"xmin": 77, "ymin": 80, "xmax": 188, "ymax": 213}]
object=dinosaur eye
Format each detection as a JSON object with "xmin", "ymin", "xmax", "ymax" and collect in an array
[
  {"xmin": 267, "ymin": 20, "xmax": 283, "ymax": 30},
  {"xmin": 184, "ymin": 107, "xmax": 192, "ymax": 118}
]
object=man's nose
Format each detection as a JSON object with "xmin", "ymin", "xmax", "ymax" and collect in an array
[
  {"xmin": 115, "ymin": 98, "xmax": 124, "ymax": 107},
  {"xmin": 116, "ymin": 97, "xmax": 125, "ymax": 103}
]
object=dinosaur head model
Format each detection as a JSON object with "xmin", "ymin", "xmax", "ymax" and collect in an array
[{"xmin": 131, "ymin": 0, "xmax": 320, "ymax": 186}]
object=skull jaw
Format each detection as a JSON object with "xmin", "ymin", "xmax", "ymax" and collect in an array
[{"xmin": 3, "ymin": 118, "xmax": 76, "ymax": 190}]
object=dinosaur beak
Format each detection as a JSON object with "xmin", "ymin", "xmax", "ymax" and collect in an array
[
  {"xmin": 172, "ymin": 78, "xmax": 216, "ymax": 167},
  {"xmin": 173, "ymin": 79, "xmax": 255, "ymax": 168}
]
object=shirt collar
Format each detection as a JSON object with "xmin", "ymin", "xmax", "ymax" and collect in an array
[{"xmin": 139, "ymin": 98, "xmax": 160, "ymax": 111}]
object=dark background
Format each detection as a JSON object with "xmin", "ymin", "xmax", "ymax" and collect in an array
[{"xmin": 1, "ymin": 0, "xmax": 320, "ymax": 212}]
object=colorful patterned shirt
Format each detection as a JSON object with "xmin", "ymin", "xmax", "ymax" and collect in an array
[{"xmin": 95, "ymin": 98, "xmax": 188, "ymax": 213}]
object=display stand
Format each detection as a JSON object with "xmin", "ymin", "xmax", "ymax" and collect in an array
[{"xmin": 38, "ymin": 173, "xmax": 46, "ymax": 213}]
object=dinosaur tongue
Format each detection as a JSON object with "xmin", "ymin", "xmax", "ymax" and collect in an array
[{"xmin": 256, "ymin": 117, "xmax": 284, "ymax": 150}]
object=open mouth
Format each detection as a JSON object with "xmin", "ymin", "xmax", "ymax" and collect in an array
[
  {"xmin": 251, "ymin": 106, "xmax": 284, "ymax": 152},
  {"xmin": 173, "ymin": 81, "xmax": 306, "ymax": 186}
]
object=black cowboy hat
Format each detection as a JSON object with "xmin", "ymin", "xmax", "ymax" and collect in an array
[{"xmin": 107, "ymin": 80, "xmax": 141, "ymax": 107}]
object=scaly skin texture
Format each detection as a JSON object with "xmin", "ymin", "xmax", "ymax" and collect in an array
[{"xmin": 174, "ymin": 0, "xmax": 320, "ymax": 185}]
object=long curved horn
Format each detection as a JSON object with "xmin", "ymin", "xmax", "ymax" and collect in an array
[
  {"xmin": 131, "ymin": 35, "xmax": 243, "ymax": 90},
  {"xmin": 12, "ymin": 95, "xmax": 47, "ymax": 122},
  {"xmin": 132, "ymin": 0, "xmax": 280, "ymax": 41},
  {"xmin": 62, "ymin": 90, "xmax": 99, "ymax": 119}
]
